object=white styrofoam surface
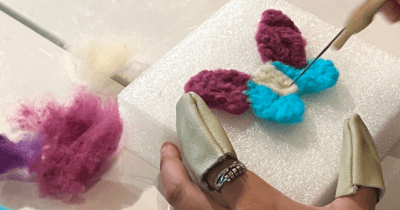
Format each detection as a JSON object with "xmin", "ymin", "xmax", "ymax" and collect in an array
[{"xmin": 118, "ymin": 0, "xmax": 400, "ymax": 205}]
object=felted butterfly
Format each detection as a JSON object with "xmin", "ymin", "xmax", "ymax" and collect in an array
[{"xmin": 184, "ymin": 9, "xmax": 339, "ymax": 124}]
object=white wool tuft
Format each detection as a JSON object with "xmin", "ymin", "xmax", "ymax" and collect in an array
[{"xmin": 66, "ymin": 34, "xmax": 147, "ymax": 92}]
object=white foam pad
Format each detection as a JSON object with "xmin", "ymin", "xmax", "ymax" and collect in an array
[{"xmin": 118, "ymin": 0, "xmax": 400, "ymax": 205}]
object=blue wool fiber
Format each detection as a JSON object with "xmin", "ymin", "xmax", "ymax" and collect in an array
[
  {"xmin": 272, "ymin": 58, "xmax": 339, "ymax": 95},
  {"xmin": 244, "ymin": 81, "xmax": 304, "ymax": 124},
  {"xmin": 0, "ymin": 205, "xmax": 10, "ymax": 210}
]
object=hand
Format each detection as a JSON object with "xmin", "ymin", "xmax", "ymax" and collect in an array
[
  {"xmin": 159, "ymin": 142, "xmax": 229, "ymax": 210},
  {"xmin": 159, "ymin": 142, "xmax": 291, "ymax": 210},
  {"xmin": 159, "ymin": 142, "xmax": 379, "ymax": 210},
  {"xmin": 380, "ymin": 0, "xmax": 400, "ymax": 23},
  {"xmin": 333, "ymin": 0, "xmax": 399, "ymax": 49}
]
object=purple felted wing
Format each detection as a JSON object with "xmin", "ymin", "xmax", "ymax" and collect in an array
[
  {"xmin": 184, "ymin": 69, "xmax": 251, "ymax": 115},
  {"xmin": 255, "ymin": 9, "xmax": 307, "ymax": 68}
]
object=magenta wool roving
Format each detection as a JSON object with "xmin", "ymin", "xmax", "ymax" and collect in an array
[
  {"xmin": 256, "ymin": 9, "xmax": 307, "ymax": 68},
  {"xmin": 11, "ymin": 87, "xmax": 123, "ymax": 199},
  {"xmin": 184, "ymin": 69, "xmax": 251, "ymax": 115}
]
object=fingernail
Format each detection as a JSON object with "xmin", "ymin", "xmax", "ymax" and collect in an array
[{"xmin": 160, "ymin": 142, "xmax": 170, "ymax": 156}]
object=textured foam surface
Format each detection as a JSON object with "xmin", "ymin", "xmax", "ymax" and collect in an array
[{"xmin": 118, "ymin": 0, "xmax": 400, "ymax": 205}]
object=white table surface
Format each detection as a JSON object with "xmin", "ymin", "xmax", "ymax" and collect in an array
[
  {"xmin": 0, "ymin": 8, "xmax": 167, "ymax": 210},
  {"xmin": 1, "ymin": 0, "xmax": 229, "ymax": 65},
  {"xmin": 0, "ymin": 11, "xmax": 73, "ymax": 136},
  {"xmin": 2, "ymin": 0, "xmax": 399, "ymax": 59}
]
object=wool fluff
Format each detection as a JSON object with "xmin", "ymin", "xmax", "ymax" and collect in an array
[
  {"xmin": 252, "ymin": 63, "xmax": 298, "ymax": 95},
  {"xmin": 12, "ymin": 87, "xmax": 123, "ymax": 199},
  {"xmin": 184, "ymin": 69, "xmax": 251, "ymax": 115},
  {"xmin": 255, "ymin": 9, "xmax": 307, "ymax": 67},
  {"xmin": 66, "ymin": 34, "xmax": 146, "ymax": 92},
  {"xmin": 0, "ymin": 135, "xmax": 26, "ymax": 174},
  {"xmin": 244, "ymin": 80, "xmax": 305, "ymax": 124},
  {"xmin": 11, "ymin": 102, "xmax": 49, "ymax": 134},
  {"xmin": 0, "ymin": 134, "xmax": 43, "ymax": 174},
  {"xmin": 272, "ymin": 58, "xmax": 339, "ymax": 95},
  {"xmin": 0, "ymin": 205, "xmax": 10, "ymax": 210}
]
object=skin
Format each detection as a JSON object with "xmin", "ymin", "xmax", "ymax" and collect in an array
[
  {"xmin": 333, "ymin": 0, "xmax": 399, "ymax": 49},
  {"xmin": 160, "ymin": 142, "xmax": 379, "ymax": 210},
  {"xmin": 380, "ymin": 0, "xmax": 400, "ymax": 23}
]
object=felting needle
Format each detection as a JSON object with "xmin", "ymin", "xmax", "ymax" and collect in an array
[{"xmin": 289, "ymin": 28, "xmax": 346, "ymax": 87}]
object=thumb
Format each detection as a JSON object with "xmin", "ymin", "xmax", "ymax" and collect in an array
[{"xmin": 160, "ymin": 142, "xmax": 227, "ymax": 210}]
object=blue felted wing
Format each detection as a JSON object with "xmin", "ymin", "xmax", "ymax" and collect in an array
[
  {"xmin": 272, "ymin": 58, "xmax": 339, "ymax": 95},
  {"xmin": 244, "ymin": 80, "xmax": 305, "ymax": 124}
]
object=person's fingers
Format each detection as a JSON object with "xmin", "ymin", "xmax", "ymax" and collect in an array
[
  {"xmin": 220, "ymin": 171, "xmax": 279, "ymax": 209},
  {"xmin": 332, "ymin": 28, "xmax": 354, "ymax": 50},
  {"xmin": 330, "ymin": 187, "xmax": 379, "ymax": 210},
  {"xmin": 221, "ymin": 171, "xmax": 318, "ymax": 210},
  {"xmin": 160, "ymin": 142, "xmax": 183, "ymax": 167},
  {"xmin": 380, "ymin": 0, "xmax": 400, "ymax": 23},
  {"xmin": 159, "ymin": 142, "xmax": 228, "ymax": 210},
  {"xmin": 160, "ymin": 142, "xmax": 191, "ymax": 207}
]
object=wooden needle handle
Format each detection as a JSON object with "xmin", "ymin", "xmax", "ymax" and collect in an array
[{"xmin": 333, "ymin": 0, "xmax": 387, "ymax": 50}]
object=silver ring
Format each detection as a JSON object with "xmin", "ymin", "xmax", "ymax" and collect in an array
[{"xmin": 214, "ymin": 160, "xmax": 247, "ymax": 192}]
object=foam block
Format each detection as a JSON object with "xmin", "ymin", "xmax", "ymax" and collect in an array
[{"xmin": 118, "ymin": 0, "xmax": 400, "ymax": 205}]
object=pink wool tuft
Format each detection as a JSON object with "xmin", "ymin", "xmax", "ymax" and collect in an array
[
  {"xmin": 14, "ymin": 87, "xmax": 123, "ymax": 199},
  {"xmin": 255, "ymin": 9, "xmax": 307, "ymax": 68},
  {"xmin": 184, "ymin": 69, "xmax": 251, "ymax": 115},
  {"xmin": 11, "ymin": 103, "xmax": 48, "ymax": 133}
]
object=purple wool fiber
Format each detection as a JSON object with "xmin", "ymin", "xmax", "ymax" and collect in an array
[
  {"xmin": 256, "ymin": 9, "xmax": 307, "ymax": 68},
  {"xmin": 0, "ymin": 135, "xmax": 26, "ymax": 174},
  {"xmin": 0, "ymin": 134, "xmax": 43, "ymax": 174},
  {"xmin": 184, "ymin": 69, "xmax": 251, "ymax": 115},
  {"xmin": 15, "ymin": 133, "xmax": 45, "ymax": 164},
  {"xmin": 12, "ymin": 86, "xmax": 123, "ymax": 199}
]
